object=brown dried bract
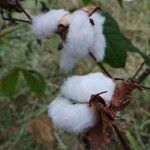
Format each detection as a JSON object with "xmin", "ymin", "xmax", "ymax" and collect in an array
[
  {"xmin": 81, "ymin": 4, "xmax": 99, "ymax": 16},
  {"xmin": 110, "ymin": 78, "xmax": 140, "ymax": 112},
  {"xmin": 85, "ymin": 93, "xmax": 113, "ymax": 150},
  {"xmin": 84, "ymin": 78, "xmax": 141, "ymax": 150}
]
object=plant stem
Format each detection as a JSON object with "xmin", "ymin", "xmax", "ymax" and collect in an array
[
  {"xmin": 138, "ymin": 67, "xmax": 150, "ymax": 83},
  {"xmin": 89, "ymin": 52, "xmax": 112, "ymax": 78},
  {"xmin": 16, "ymin": 0, "xmax": 32, "ymax": 22},
  {"xmin": 132, "ymin": 61, "xmax": 145, "ymax": 79}
]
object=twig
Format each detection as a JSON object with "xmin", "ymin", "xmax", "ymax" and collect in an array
[
  {"xmin": 16, "ymin": 0, "xmax": 32, "ymax": 22},
  {"xmin": 2, "ymin": 16, "xmax": 31, "ymax": 24},
  {"xmin": 112, "ymin": 124, "xmax": 131, "ymax": 150},
  {"xmin": 0, "ymin": 8, "xmax": 31, "ymax": 24},
  {"xmin": 140, "ymin": 85, "xmax": 150, "ymax": 90},
  {"xmin": 138, "ymin": 67, "xmax": 150, "ymax": 83},
  {"xmin": 114, "ymin": 77, "xmax": 125, "ymax": 81},
  {"xmin": 89, "ymin": 52, "xmax": 112, "ymax": 78},
  {"xmin": 132, "ymin": 61, "xmax": 145, "ymax": 79}
]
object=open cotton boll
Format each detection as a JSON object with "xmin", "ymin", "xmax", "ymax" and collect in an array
[
  {"xmin": 89, "ymin": 11, "xmax": 106, "ymax": 61},
  {"xmin": 48, "ymin": 97, "xmax": 96, "ymax": 134},
  {"xmin": 32, "ymin": 9, "xmax": 68, "ymax": 38},
  {"xmin": 61, "ymin": 72, "xmax": 115, "ymax": 103},
  {"xmin": 59, "ymin": 50, "xmax": 78, "ymax": 71},
  {"xmin": 62, "ymin": 10, "xmax": 94, "ymax": 58}
]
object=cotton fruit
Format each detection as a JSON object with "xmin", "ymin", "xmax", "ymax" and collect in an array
[
  {"xmin": 32, "ymin": 9, "xmax": 107, "ymax": 70},
  {"xmin": 59, "ymin": 10, "xmax": 107, "ymax": 71},
  {"xmin": 48, "ymin": 72, "xmax": 115, "ymax": 134},
  {"xmin": 48, "ymin": 97, "xmax": 96, "ymax": 134},
  {"xmin": 59, "ymin": 10, "xmax": 94, "ymax": 70},
  {"xmin": 32, "ymin": 9, "xmax": 68, "ymax": 38},
  {"xmin": 61, "ymin": 72, "xmax": 115, "ymax": 103}
]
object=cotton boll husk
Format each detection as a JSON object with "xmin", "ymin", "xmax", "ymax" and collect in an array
[
  {"xmin": 32, "ymin": 9, "xmax": 68, "ymax": 38},
  {"xmin": 89, "ymin": 11, "xmax": 106, "ymax": 61},
  {"xmin": 59, "ymin": 50, "xmax": 78, "ymax": 71},
  {"xmin": 61, "ymin": 72, "xmax": 115, "ymax": 103},
  {"xmin": 62, "ymin": 10, "xmax": 94, "ymax": 58},
  {"xmin": 48, "ymin": 97, "xmax": 96, "ymax": 134}
]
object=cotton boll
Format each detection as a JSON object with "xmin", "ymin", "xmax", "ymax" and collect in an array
[
  {"xmin": 61, "ymin": 72, "xmax": 115, "ymax": 103},
  {"xmin": 32, "ymin": 9, "xmax": 68, "ymax": 38},
  {"xmin": 48, "ymin": 97, "xmax": 96, "ymax": 134},
  {"xmin": 59, "ymin": 50, "xmax": 78, "ymax": 71},
  {"xmin": 89, "ymin": 11, "xmax": 106, "ymax": 61},
  {"xmin": 62, "ymin": 10, "xmax": 94, "ymax": 58}
]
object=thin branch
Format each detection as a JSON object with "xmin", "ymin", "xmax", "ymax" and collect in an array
[
  {"xmin": 114, "ymin": 77, "xmax": 125, "ymax": 81},
  {"xmin": 140, "ymin": 85, "xmax": 150, "ymax": 90},
  {"xmin": 89, "ymin": 52, "xmax": 112, "ymax": 78},
  {"xmin": 138, "ymin": 67, "xmax": 150, "ymax": 83},
  {"xmin": 132, "ymin": 61, "xmax": 145, "ymax": 79},
  {"xmin": 0, "ymin": 9, "xmax": 31, "ymax": 24},
  {"xmin": 2, "ymin": 16, "xmax": 31, "ymax": 24},
  {"xmin": 112, "ymin": 124, "xmax": 131, "ymax": 150},
  {"xmin": 16, "ymin": 0, "xmax": 32, "ymax": 22}
]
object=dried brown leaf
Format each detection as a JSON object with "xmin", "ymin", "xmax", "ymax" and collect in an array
[{"xmin": 27, "ymin": 115, "xmax": 55, "ymax": 146}]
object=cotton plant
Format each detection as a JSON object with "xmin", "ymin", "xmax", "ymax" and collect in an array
[
  {"xmin": 0, "ymin": 2, "xmax": 149, "ymax": 150},
  {"xmin": 30, "ymin": 4, "xmax": 149, "ymax": 149},
  {"xmin": 48, "ymin": 72, "xmax": 116, "ymax": 134}
]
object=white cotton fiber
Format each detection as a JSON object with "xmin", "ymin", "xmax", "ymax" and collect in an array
[
  {"xmin": 61, "ymin": 72, "xmax": 115, "ymax": 103},
  {"xmin": 63, "ymin": 10, "xmax": 94, "ymax": 57},
  {"xmin": 59, "ymin": 10, "xmax": 94, "ymax": 70},
  {"xmin": 59, "ymin": 50, "xmax": 78, "ymax": 71},
  {"xmin": 89, "ymin": 11, "xmax": 106, "ymax": 61},
  {"xmin": 48, "ymin": 97, "xmax": 96, "ymax": 134},
  {"xmin": 32, "ymin": 9, "xmax": 68, "ymax": 38}
]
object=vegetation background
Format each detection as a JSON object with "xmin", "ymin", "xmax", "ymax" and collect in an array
[{"xmin": 0, "ymin": 0, "xmax": 149, "ymax": 149}]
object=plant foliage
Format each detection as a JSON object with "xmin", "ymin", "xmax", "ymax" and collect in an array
[
  {"xmin": 101, "ymin": 11, "xmax": 150, "ymax": 67},
  {"xmin": 0, "ymin": 68, "xmax": 46, "ymax": 97}
]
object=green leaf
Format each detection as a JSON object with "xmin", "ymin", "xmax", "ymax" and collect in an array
[
  {"xmin": 0, "ymin": 69, "xmax": 19, "ymax": 97},
  {"xmin": 100, "ymin": 11, "xmax": 150, "ymax": 67},
  {"xmin": 22, "ymin": 69, "xmax": 46, "ymax": 95},
  {"xmin": 101, "ymin": 12, "xmax": 127, "ymax": 67},
  {"xmin": 117, "ymin": 0, "xmax": 123, "ymax": 8},
  {"xmin": 82, "ymin": 0, "xmax": 92, "ymax": 5}
]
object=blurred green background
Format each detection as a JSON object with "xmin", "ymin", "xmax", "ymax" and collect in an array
[{"xmin": 0, "ymin": 0, "xmax": 150, "ymax": 149}]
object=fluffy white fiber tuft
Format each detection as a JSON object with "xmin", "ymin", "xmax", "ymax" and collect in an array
[
  {"xmin": 59, "ymin": 10, "xmax": 94, "ymax": 70},
  {"xmin": 89, "ymin": 12, "xmax": 106, "ymax": 61},
  {"xmin": 61, "ymin": 72, "xmax": 115, "ymax": 103},
  {"xmin": 59, "ymin": 50, "xmax": 78, "ymax": 71},
  {"xmin": 48, "ymin": 72, "xmax": 115, "ymax": 134},
  {"xmin": 32, "ymin": 9, "xmax": 68, "ymax": 38},
  {"xmin": 48, "ymin": 97, "xmax": 96, "ymax": 134}
]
